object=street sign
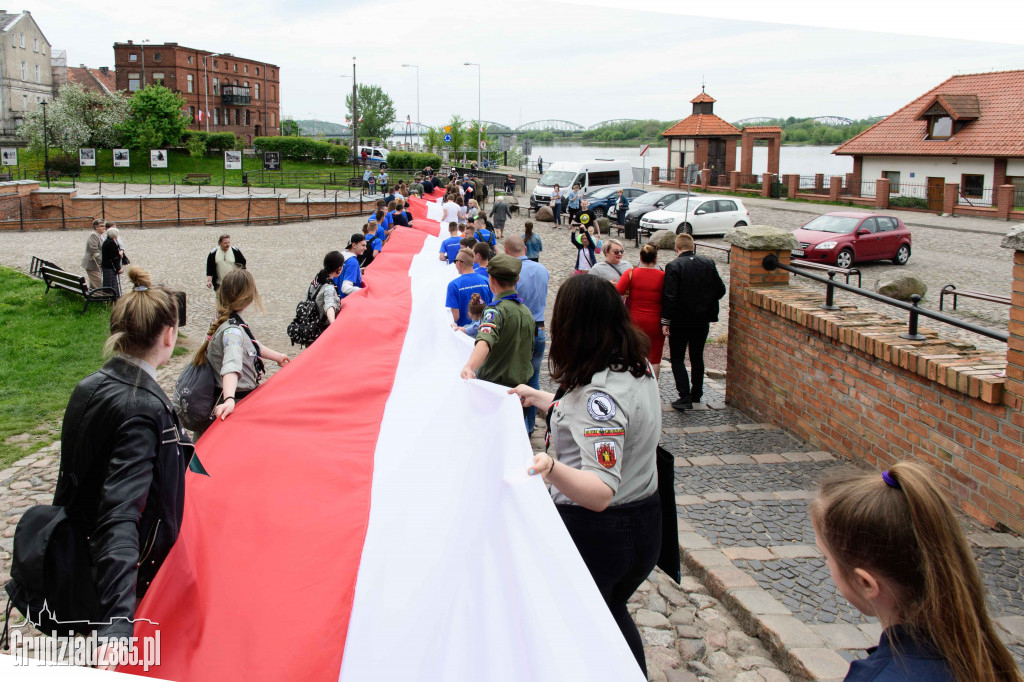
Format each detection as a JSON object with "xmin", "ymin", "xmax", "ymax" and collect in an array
[
  {"xmin": 479, "ymin": 141, "xmax": 487, "ymax": 150},
  {"xmin": 522, "ymin": 139, "xmax": 532, "ymax": 156},
  {"xmin": 443, "ymin": 126, "xmax": 452, "ymax": 134},
  {"xmin": 443, "ymin": 133, "xmax": 452, "ymax": 143},
  {"xmin": 639, "ymin": 144, "xmax": 650, "ymax": 157}
]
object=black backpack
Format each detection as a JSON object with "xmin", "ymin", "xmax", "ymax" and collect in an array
[{"xmin": 287, "ymin": 281, "xmax": 331, "ymax": 348}]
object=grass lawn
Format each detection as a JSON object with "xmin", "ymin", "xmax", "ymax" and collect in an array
[{"xmin": 0, "ymin": 266, "xmax": 112, "ymax": 468}]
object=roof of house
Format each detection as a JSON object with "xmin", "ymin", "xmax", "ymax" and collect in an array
[
  {"xmin": 0, "ymin": 11, "xmax": 23, "ymax": 32},
  {"xmin": 662, "ymin": 114, "xmax": 741, "ymax": 138},
  {"xmin": 68, "ymin": 66, "xmax": 117, "ymax": 95},
  {"xmin": 740, "ymin": 126, "xmax": 783, "ymax": 133},
  {"xmin": 690, "ymin": 92, "xmax": 716, "ymax": 104},
  {"xmin": 834, "ymin": 70, "xmax": 1024, "ymax": 158}
]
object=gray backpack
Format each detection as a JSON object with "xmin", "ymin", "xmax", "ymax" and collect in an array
[{"xmin": 172, "ymin": 360, "xmax": 219, "ymax": 432}]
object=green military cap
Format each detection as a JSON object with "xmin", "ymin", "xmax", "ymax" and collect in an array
[{"xmin": 488, "ymin": 253, "xmax": 522, "ymax": 281}]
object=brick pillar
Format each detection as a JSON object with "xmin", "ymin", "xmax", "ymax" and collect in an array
[
  {"xmin": 846, "ymin": 172, "xmax": 859, "ymax": 197},
  {"xmin": 1001, "ymin": 225, "xmax": 1024, "ymax": 411},
  {"xmin": 651, "ymin": 166, "xmax": 660, "ymax": 184},
  {"xmin": 814, "ymin": 174, "xmax": 825, "ymax": 193},
  {"xmin": 726, "ymin": 139, "xmax": 738, "ymax": 180},
  {"xmin": 767, "ymin": 136, "xmax": 780, "ymax": 176},
  {"xmin": 729, "ymin": 171, "xmax": 740, "ymax": 191},
  {"xmin": 994, "ymin": 158, "xmax": 1008, "ymax": 207},
  {"xmin": 700, "ymin": 169, "xmax": 711, "ymax": 190},
  {"xmin": 875, "ymin": 179, "xmax": 890, "ymax": 208},
  {"xmin": 852, "ymin": 156, "xmax": 863, "ymax": 196},
  {"xmin": 761, "ymin": 173, "xmax": 772, "ymax": 198},
  {"xmin": 829, "ymin": 176, "xmax": 843, "ymax": 202},
  {"xmin": 787, "ymin": 174, "xmax": 799, "ymax": 199},
  {"xmin": 996, "ymin": 185, "xmax": 1014, "ymax": 220},
  {"xmin": 944, "ymin": 183, "xmax": 958, "ymax": 215},
  {"xmin": 740, "ymin": 130, "xmax": 753, "ymax": 178}
]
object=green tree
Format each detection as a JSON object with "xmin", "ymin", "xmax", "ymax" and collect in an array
[
  {"xmin": 346, "ymin": 84, "xmax": 397, "ymax": 142},
  {"xmin": 120, "ymin": 84, "xmax": 188, "ymax": 149},
  {"xmin": 186, "ymin": 134, "xmax": 207, "ymax": 172},
  {"xmin": 17, "ymin": 83, "xmax": 129, "ymax": 154},
  {"xmin": 281, "ymin": 118, "xmax": 300, "ymax": 136}
]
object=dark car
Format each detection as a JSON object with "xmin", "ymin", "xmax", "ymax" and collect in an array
[
  {"xmin": 615, "ymin": 189, "xmax": 697, "ymax": 233},
  {"xmin": 582, "ymin": 186, "xmax": 646, "ymax": 218},
  {"xmin": 792, "ymin": 212, "xmax": 912, "ymax": 268}
]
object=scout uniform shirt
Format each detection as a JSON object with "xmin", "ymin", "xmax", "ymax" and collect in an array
[
  {"xmin": 548, "ymin": 366, "xmax": 660, "ymax": 506},
  {"xmin": 474, "ymin": 289, "xmax": 535, "ymax": 388}
]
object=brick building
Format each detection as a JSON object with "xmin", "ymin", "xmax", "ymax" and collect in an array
[{"xmin": 112, "ymin": 41, "xmax": 280, "ymax": 144}]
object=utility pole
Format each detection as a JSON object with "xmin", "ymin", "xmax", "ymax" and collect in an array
[
  {"xmin": 42, "ymin": 100, "xmax": 49, "ymax": 188},
  {"xmin": 351, "ymin": 58, "xmax": 358, "ymax": 170}
]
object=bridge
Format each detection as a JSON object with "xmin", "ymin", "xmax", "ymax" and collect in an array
[
  {"xmin": 734, "ymin": 116, "xmax": 854, "ymax": 126},
  {"xmin": 388, "ymin": 120, "xmax": 432, "ymax": 135}
]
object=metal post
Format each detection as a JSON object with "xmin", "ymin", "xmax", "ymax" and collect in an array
[
  {"xmin": 42, "ymin": 101, "xmax": 50, "ymax": 188},
  {"xmin": 900, "ymin": 294, "xmax": 927, "ymax": 341},
  {"xmin": 177, "ymin": 195, "xmax": 180, "ymax": 226},
  {"xmin": 99, "ymin": 179, "xmax": 102, "ymax": 195},
  {"xmin": 277, "ymin": 196, "xmax": 281, "ymax": 224},
  {"xmin": 60, "ymin": 197, "xmax": 65, "ymax": 230},
  {"xmin": 334, "ymin": 190, "xmax": 338, "ymax": 217},
  {"xmin": 139, "ymin": 196, "xmax": 143, "ymax": 228},
  {"xmin": 306, "ymin": 194, "xmax": 310, "ymax": 221},
  {"xmin": 214, "ymin": 198, "xmax": 218, "ymax": 225},
  {"xmin": 246, "ymin": 195, "xmax": 251, "ymax": 225},
  {"xmin": 820, "ymin": 272, "xmax": 839, "ymax": 311},
  {"xmin": 18, "ymin": 197, "xmax": 23, "ymax": 231},
  {"xmin": 101, "ymin": 196, "xmax": 105, "ymax": 220}
]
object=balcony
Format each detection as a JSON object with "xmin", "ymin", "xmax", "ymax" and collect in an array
[{"xmin": 221, "ymin": 85, "xmax": 251, "ymax": 106}]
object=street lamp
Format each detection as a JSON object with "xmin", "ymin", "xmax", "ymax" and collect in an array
[
  {"xmin": 140, "ymin": 39, "xmax": 151, "ymax": 88},
  {"xmin": 401, "ymin": 64, "xmax": 419, "ymax": 146},
  {"xmin": 202, "ymin": 52, "xmax": 223, "ymax": 132},
  {"xmin": 463, "ymin": 62, "xmax": 480, "ymax": 164}
]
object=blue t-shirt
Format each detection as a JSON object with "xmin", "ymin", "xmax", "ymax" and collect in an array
[
  {"xmin": 333, "ymin": 254, "xmax": 363, "ymax": 299},
  {"xmin": 367, "ymin": 237, "xmax": 383, "ymax": 253},
  {"xmin": 445, "ymin": 273, "xmax": 492, "ymax": 326},
  {"xmin": 440, "ymin": 236, "xmax": 463, "ymax": 263},
  {"xmin": 474, "ymin": 264, "xmax": 488, "ymax": 278},
  {"xmin": 475, "ymin": 228, "xmax": 495, "ymax": 246}
]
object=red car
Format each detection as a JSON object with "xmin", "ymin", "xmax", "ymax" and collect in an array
[{"xmin": 792, "ymin": 212, "xmax": 911, "ymax": 269}]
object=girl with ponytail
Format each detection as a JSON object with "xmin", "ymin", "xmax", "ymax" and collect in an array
[
  {"xmin": 192, "ymin": 268, "xmax": 289, "ymax": 429},
  {"xmin": 811, "ymin": 462, "xmax": 1022, "ymax": 682}
]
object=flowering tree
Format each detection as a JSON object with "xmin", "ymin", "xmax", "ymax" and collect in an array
[{"xmin": 18, "ymin": 83, "xmax": 129, "ymax": 154}]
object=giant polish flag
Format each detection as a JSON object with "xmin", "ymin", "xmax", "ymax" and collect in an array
[{"xmin": 123, "ymin": 186, "xmax": 645, "ymax": 681}]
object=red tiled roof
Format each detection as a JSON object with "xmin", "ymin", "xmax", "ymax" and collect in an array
[
  {"xmin": 68, "ymin": 66, "xmax": 117, "ymax": 95},
  {"xmin": 690, "ymin": 92, "xmax": 715, "ymax": 104},
  {"xmin": 662, "ymin": 114, "xmax": 740, "ymax": 138},
  {"xmin": 835, "ymin": 70, "xmax": 1024, "ymax": 158},
  {"xmin": 740, "ymin": 126, "xmax": 782, "ymax": 133}
]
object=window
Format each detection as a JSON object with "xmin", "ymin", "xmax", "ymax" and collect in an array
[
  {"xmin": 20, "ymin": 61, "xmax": 26, "ymax": 80},
  {"xmin": 153, "ymin": 52, "xmax": 161, "ymax": 61},
  {"xmin": 33, "ymin": 37, "xmax": 38, "ymax": 52},
  {"xmin": 882, "ymin": 170, "xmax": 900, "ymax": 193},
  {"xmin": 877, "ymin": 217, "xmax": 897, "ymax": 232},
  {"xmin": 696, "ymin": 201, "xmax": 717, "ymax": 214},
  {"xmin": 214, "ymin": 109, "xmax": 219, "ymax": 125},
  {"xmin": 187, "ymin": 55, "xmax": 193, "ymax": 64},
  {"xmin": 19, "ymin": 33, "xmax": 25, "ymax": 48},
  {"xmin": 129, "ymin": 53, "xmax": 138, "ymax": 62},
  {"xmin": 213, "ymin": 60, "xmax": 218, "ymax": 68},
  {"xmin": 929, "ymin": 116, "xmax": 953, "ymax": 139},
  {"xmin": 961, "ymin": 174, "xmax": 984, "ymax": 198},
  {"xmin": 22, "ymin": 94, "xmax": 28, "ymax": 110},
  {"xmin": 243, "ymin": 81, "xmax": 248, "ymax": 88},
  {"xmin": 187, "ymin": 74, "xmax": 193, "ymax": 92},
  {"xmin": 244, "ymin": 64, "xmax": 248, "ymax": 73},
  {"xmin": 587, "ymin": 171, "xmax": 620, "ymax": 186},
  {"xmin": 254, "ymin": 82, "xmax": 259, "ymax": 100},
  {"xmin": 234, "ymin": 109, "xmax": 240, "ymax": 125},
  {"xmin": 716, "ymin": 200, "xmax": 738, "ymax": 212},
  {"xmin": 128, "ymin": 73, "xmax": 140, "ymax": 91},
  {"xmin": 245, "ymin": 110, "xmax": 250, "ymax": 126},
  {"xmin": 233, "ymin": 63, "xmax": 238, "ymax": 72},
  {"xmin": 270, "ymin": 85, "xmax": 276, "ymax": 100},
  {"xmin": 189, "ymin": 106, "xmax": 195, "ymax": 121},
  {"xmin": 213, "ymin": 77, "xmax": 219, "ymax": 94},
  {"xmin": 255, "ymin": 67, "xmax": 259, "ymax": 76},
  {"xmin": 232, "ymin": 79, "xmax": 238, "ymax": 86},
  {"xmin": 152, "ymin": 72, "xmax": 164, "ymax": 84},
  {"xmin": 859, "ymin": 218, "xmax": 879, "ymax": 233},
  {"xmin": 34, "ymin": 64, "xmax": 39, "ymax": 83}
]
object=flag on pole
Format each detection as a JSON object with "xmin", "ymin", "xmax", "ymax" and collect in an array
[
  {"xmin": 358, "ymin": 115, "xmax": 363, "ymax": 123},
  {"xmin": 197, "ymin": 110, "xmax": 204, "ymax": 122},
  {"xmin": 120, "ymin": 190, "xmax": 647, "ymax": 682}
]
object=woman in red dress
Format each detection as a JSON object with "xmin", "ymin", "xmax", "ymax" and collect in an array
[{"xmin": 615, "ymin": 244, "xmax": 666, "ymax": 378}]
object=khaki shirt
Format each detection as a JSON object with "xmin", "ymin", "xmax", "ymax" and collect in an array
[
  {"xmin": 474, "ymin": 289, "xmax": 534, "ymax": 388},
  {"xmin": 549, "ymin": 366, "xmax": 660, "ymax": 507},
  {"xmin": 206, "ymin": 319, "xmax": 261, "ymax": 392}
]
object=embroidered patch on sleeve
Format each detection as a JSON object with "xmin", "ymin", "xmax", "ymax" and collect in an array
[
  {"xmin": 583, "ymin": 427, "xmax": 625, "ymax": 438},
  {"xmin": 586, "ymin": 392, "xmax": 617, "ymax": 421},
  {"xmin": 483, "ymin": 309, "xmax": 498, "ymax": 323},
  {"xmin": 593, "ymin": 441, "xmax": 617, "ymax": 469}
]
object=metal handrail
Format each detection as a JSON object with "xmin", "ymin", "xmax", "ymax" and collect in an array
[
  {"xmin": 939, "ymin": 284, "xmax": 1012, "ymax": 311},
  {"xmin": 791, "ymin": 259, "xmax": 861, "ymax": 287},
  {"xmin": 693, "ymin": 241, "xmax": 731, "ymax": 264},
  {"xmin": 762, "ymin": 254, "xmax": 1008, "ymax": 343}
]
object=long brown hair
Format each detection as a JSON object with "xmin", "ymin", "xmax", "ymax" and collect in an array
[
  {"xmin": 104, "ymin": 267, "xmax": 178, "ymax": 357},
  {"xmin": 193, "ymin": 269, "xmax": 265, "ymax": 366},
  {"xmin": 811, "ymin": 462, "xmax": 1022, "ymax": 682},
  {"xmin": 548, "ymin": 274, "xmax": 650, "ymax": 391},
  {"xmin": 524, "ymin": 221, "xmax": 534, "ymax": 241}
]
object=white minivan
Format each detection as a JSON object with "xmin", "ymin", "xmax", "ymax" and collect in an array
[{"xmin": 530, "ymin": 159, "xmax": 633, "ymax": 211}]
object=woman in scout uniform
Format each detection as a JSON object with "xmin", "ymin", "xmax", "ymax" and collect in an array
[{"xmin": 510, "ymin": 274, "xmax": 661, "ymax": 677}]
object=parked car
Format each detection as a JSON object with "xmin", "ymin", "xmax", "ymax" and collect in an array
[
  {"xmin": 530, "ymin": 159, "xmax": 633, "ymax": 211},
  {"xmin": 638, "ymin": 195, "xmax": 749, "ymax": 236},
  {"xmin": 582, "ymin": 186, "xmax": 647, "ymax": 218},
  {"xmin": 792, "ymin": 212, "xmax": 911, "ymax": 268},
  {"xmin": 613, "ymin": 189, "xmax": 697, "ymax": 232}
]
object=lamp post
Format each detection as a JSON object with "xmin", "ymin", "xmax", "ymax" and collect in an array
[
  {"xmin": 41, "ymin": 100, "xmax": 49, "ymax": 188},
  {"xmin": 463, "ymin": 62, "xmax": 480, "ymax": 164},
  {"xmin": 140, "ymin": 39, "xmax": 150, "ymax": 89},
  {"xmin": 202, "ymin": 52, "xmax": 223, "ymax": 132},
  {"xmin": 401, "ymin": 64, "xmax": 419, "ymax": 146}
]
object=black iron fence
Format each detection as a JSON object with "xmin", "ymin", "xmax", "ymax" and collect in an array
[{"xmin": 447, "ymin": 166, "xmax": 527, "ymax": 195}]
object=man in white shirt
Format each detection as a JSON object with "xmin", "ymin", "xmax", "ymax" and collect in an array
[{"xmin": 441, "ymin": 197, "xmax": 461, "ymax": 233}]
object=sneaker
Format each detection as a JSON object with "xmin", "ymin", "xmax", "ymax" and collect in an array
[{"xmin": 671, "ymin": 399, "xmax": 693, "ymax": 411}]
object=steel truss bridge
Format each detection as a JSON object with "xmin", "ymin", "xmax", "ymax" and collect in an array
[{"xmin": 734, "ymin": 116, "xmax": 854, "ymax": 126}]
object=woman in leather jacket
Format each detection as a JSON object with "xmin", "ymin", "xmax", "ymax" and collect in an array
[{"xmin": 54, "ymin": 266, "xmax": 191, "ymax": 668}]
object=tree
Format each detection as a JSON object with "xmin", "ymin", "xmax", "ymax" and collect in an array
[
  {"xmin": 17, "ymin": 83, "xmax": 129, "ymax": 154},
  {"xmin": 186, "ymin": 134, "xmax": 207, "ymax": 172},
  {"xmin": 280, "ymin": 118, "xmax": 300, "ymax": 136},
  {"xmin": 345, "ymin": 84, "xmax": 397, "ymax": 142},
  {"xmin": 120, "ymin": 84, "xmax": 188, "ymax": 149}
]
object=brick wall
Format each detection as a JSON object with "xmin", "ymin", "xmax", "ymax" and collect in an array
[{"xmin": 725, "ymin": 226, "xmax": 1024, "ymax": 533}]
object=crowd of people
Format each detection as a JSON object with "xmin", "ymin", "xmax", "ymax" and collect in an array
[{"xmin": 15, "ymin": 170, "xmax": 1021, "ymax": 682}]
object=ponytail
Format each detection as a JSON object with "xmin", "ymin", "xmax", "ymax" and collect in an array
[
  {"xmin": 103, "ymin": 267, "xmax": 178, "ymax": 357},
  {"xmin": 192, "ymin": 269, "xmax": 264, "ymax": 366}
]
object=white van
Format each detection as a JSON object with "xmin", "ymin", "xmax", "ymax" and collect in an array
[
  {"xmin": 356, "ymin": 145, "xmax": 389, "ymax": 168},
  {"xmin": 530, "ymin": 159, "xmax": 633, "ymax": 210}
]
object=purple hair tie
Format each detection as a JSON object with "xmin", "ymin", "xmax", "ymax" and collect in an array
[{"xmin": 882, "ymin": 471, "xmax": 901, "ymax": 490}]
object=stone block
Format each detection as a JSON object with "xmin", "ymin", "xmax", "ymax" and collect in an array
[
  {"xmin": 788, "ymin": 648, "xmax": 852, "ymax": 680},
  {"xmin": 724, "ymin": 225, "xmax": 800, "ymax": 251},
  {"xmin": 757, "ymin": 615, "xmax": 825, "ymax": 651},
  {"xmin": 812, "ymin": 623, "xmax": 873, "ymax": 649},
  {"xmin": 705, "ymin": 566, "xmax": 758, "ymax": 594},
  {"xmin": 678, "ymin": 531, "xmax": 713, "ymax": 550},
  {"xmin": 768, "ymin": 544, "xmax": 821, "ymax": 559},
  {"xmin": 875, "ymin": 273, "xmax": 927, "ymax": 301},
  {"xmin": 722, "ymin": 546, "xmax": 776, "ymax": 561},
  {"xmin": 650, "ymin": 229, "xmax": 677, "ymax": 249},
  {"xmin": 724, "ymin": 589, "xmax": 791, "ymax": 632},
  {"xmin": 1001, "ymin": 224, "xmax": 1024, "ymax": 251},
  {"xmin": 995, "ymin": 616, "xmax": 1024, "ymax": 645},
  {"xmin": 664, "ymin": 669, "xmax": 699, "ymax": 682}
]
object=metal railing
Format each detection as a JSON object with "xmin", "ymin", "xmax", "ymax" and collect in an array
[
  {"xmin": 956, "ymin": 186, "xmax": 994, "ymax": 208},
  {"xmin": 763, "ymin": 254, "xmax": 1008, "ymax": 343},
  {"xmin": 939, "ymin": 284, "xmax": 1011, "ymax": 311},
  {"xmin": 859, "ymin": 180, "xmax": 877, "ymax": 198},
  {"xmin": 693, "ymin": 240, "xmax": 731, "ymax": 264},
  {"xmin": 447, "ymin": 166, "xmax": 527, "ymax": 196},
  {"xmin": 791, "ymin": 259, "xmax": 862, "ymax": 287}
]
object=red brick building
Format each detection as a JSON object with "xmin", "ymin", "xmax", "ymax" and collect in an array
[{"xmin": 112, "ymin": 41, "xmax": 280, "ymax": 144}]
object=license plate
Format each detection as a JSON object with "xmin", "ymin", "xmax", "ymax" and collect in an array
[{"xmin": 792, "ymin": 249, "xmax": 805, "ymax": 257}]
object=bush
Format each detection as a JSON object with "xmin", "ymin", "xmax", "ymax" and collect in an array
[
  {"xmin": 888, "ymin": 196, "xmax": 929, "ymax": 210},
  {"xmin": 386, "ymin": 151, "xmax": 443, "ymax": 170},
  {"xmin": 254, "ymin": 136, "xmax": 348, "ymax": 163},
  {"xmin": 45, "ymin": 153, "xmax": 81, "ymax": 175},
  {"xmin": 207, "ymin": 132, "xmax": 237, "ymax": 151}
]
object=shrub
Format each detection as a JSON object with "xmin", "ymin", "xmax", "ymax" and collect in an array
[
  {"xmin": 254, "ymin": 136, "xmax": 348, "ymax": 163},
  {"xmin": 206, "ymin": 132, "xmax": 236, "ymax": 151},
  {"xmin": 45, "ymin": 153, "xmax": 81, "ymax": 176},
  {"xmin": 386, "ymin": 151, "xmax": 443, "ymax": 170},
  {"xmin": 888, "ymin": 196, "xmax": 929, "ymax": 210}
]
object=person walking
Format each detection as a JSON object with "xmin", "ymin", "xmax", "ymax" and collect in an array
[
  {"xmin": 615, "ymin": 244, "xmax": 666, "ymax": 378},
  {"xmin": 504, "ymin": 236, "xmax": 549, "ymax": 434},
  {"xmin": 589, "ymin": 239, "xmax": 633, "ymax": 284},
  {"xmin": 459, "ymin": 254, "xmax": 535, "ymax": 389},
  {"xmin": 489, "ymin": 195, "xmax": 511, "ymax": 240},
  {"xmin": 523, "ymin": 221, "xmax": 543, "ymax": 262},
  {"xmin": 206, "ymin": 235, "xmax": 246, "ymax": 292},
  {"xmin": 550, "ymin": 184, "xmax": 563, "ymax": 226},
  {"xmin": 537, "ymin": 156, "xmax": 543, "ymax": 174},
  {"xmin": 510, "ymin": 274, "xmax": 661, "ymax": 678},
  {"xmin": 661, "ymin": 233, "xmax": 726, "ymax": 410},
  {"xmin": 100, "ymin": 226, "xmax": 125, "ymax": 298},
  {"xmin": 446, "ymin": 248, "xmax": 492, "ymax": 326},
  {"xmin": 566, "ymin": 184, "xmax": 582, "ymax": 226},
  {"xmin": 81, "ymin": 218, "xmax": 106, "ymax": 290},
  {"xmin": 362, "ymin": 167, "xmax": 373, "ymax": 191},
  {"xmin": 613, "ymin": 189, "xmax": 630, "ymax": 230}
]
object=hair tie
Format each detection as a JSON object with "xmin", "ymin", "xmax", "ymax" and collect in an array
[
  {"xmin": 133, "ymin": 285, "xmax": 148, "ymax": 292},
  {"xmin": 882, "ymin": 471, "xmax": 901, "ymax": 490}
]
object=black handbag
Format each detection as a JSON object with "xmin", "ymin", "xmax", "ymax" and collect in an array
[{"xmin": 655, "ymin": 445, "xmax": 681, "ymax": 583}]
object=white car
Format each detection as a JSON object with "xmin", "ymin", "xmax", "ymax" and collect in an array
[{"xmin": 638, "ymin": 195, "xmax": 750, "ymax": 236}]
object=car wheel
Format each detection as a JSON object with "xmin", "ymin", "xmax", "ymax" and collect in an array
[
  {"xmin": 836, "ymin": 248, "xmax": 854, "ymax": 269},
  {"xmin": 592, "ymin": 207, "xmax": 606, "ymax": 219},
  {"xmin": 380, "ymin": 163, "xmax": 387, "ymax": 170},
  {"xmin": 734, "ymin": 221, "xmax": 748, "ymax": 227},
  {"xmin": 676, "ymin": 222, "xmax": 693, "ymax": 235},
  {"xmin": 893, "ymin": 244, "xmax": 910, "ymax": 265}
]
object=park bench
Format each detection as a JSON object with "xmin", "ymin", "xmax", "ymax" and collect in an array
[
  {"xmin": 30, "ymin": 256, "xmax": 60, "ymax": 279},
  {"xmin": 183, "ymin": 173, "xmax": 212, "ymax": 185},
  {"xmin": 939, "ymin": 284, "xmax": 1011, "ymax": 312},
  {"xmin": 39, "ymin": 263, "xmax": 117, "ymax": 313},
  {"xmin": 0, "ymin": 171, "xmax": 13, "ymax": 182},
  {"xmin": 790, "ymin": 259, "xmax": 862, "ymax": 287},
  {"xmin": 35, "ymin": 170, "xmax": 63, "ymax": 181}
]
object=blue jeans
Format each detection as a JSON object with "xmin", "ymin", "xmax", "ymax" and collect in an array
[{"xmin": 525, "ymin": 328, "xmax": 545, "ymax": 433}]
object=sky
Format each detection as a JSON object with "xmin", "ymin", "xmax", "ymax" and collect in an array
[{"xmin": 29, "ymin": 0, "xmax": 1024, "ymax": 130}]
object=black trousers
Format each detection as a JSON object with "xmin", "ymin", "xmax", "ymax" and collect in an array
[
  {"xmin": 669, "ymin": 321, "xmax": 710, "ymax": 402},
  {"xmin": 557, "ymin": 493, "xmax": 661, "ymax": 677}
]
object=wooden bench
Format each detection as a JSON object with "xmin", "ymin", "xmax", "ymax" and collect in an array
[
  {"xmin": 791, "ymin": 259, "xmax": 862, "ymax": 287},
  {"xmin": 30, "ymin": 256, "xmax": 60, "ymax": 279},
  {"xmin": 0, "ymin": 171, "xmax": 13, "ymax": 182},
  {"xmin": 40, "ymin": 264, "xmax": 117, "ymax": 313},
  {"xmin": 939, "ymin": 284, "xmax": 1011, "ymax": 311},
  {"xmin": 35, "ymin": 170, "xmax": 63, "ymax": 181},
  {"xmin": 183, "ymin": 173, "xmax": 212, "ymax": 185}
]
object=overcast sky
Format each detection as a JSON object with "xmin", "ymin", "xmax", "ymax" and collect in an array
[{"xmin": 31, "ymin": 0, "xmax": 1023, "ymax": 129}]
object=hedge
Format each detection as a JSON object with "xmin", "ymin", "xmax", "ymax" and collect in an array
[
  {"xmin": 888, "ymin": 196, "xmax": 930, "ymax": 210},
  {"xmin": 254, "ymin": 136, "xmax": 349, "ymax": 162},
  {"xmin": 180, "ymin": 131, "xmax": 238, "ymax": 151},
  {"xmin": 386, "ymin": 151, "xmax": 443, "ymax": 170}
]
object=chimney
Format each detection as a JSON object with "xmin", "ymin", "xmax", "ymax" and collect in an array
[
  {"xmin": 127, "ymin": 39, "xmax": 133, "ymax": 45},
  {"xmin": 99, "ymin": 66, "xmax": 108, "ymax": 75}
]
